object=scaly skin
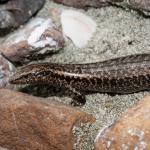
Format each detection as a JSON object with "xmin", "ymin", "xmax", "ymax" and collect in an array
[{"xmin": 9, "ymin": 53, "xmax": 150, "ymax": 106}]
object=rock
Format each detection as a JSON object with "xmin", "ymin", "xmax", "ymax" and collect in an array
[
  {"xmin": 104, "ymin": 0, "xmax": 150, "ymax": 16},
  {"xmin": 53, "ymin": 0, "xmax": 150, "ymax": 16},
  {"xmin": 117, "ymin": 0, "xmax": 150, "ymax": 15},
  {"xmin": 61, "ymin": 10, "xmax": 96, "ymax": 48},
  {"xmin": 129, "ymin": 0, "xmax": 150, "ymax": 11},
  {"xmin": 53, "ymin": 0, "xmax": 111, "ymax": 8},
  {"xmin": 0, "ymin": 53, "xmax": 16, "ymax": 89},
  {"xmin": 0, "ymin": 0, "xmax": 45, "ymax": 35},
  {"xmin": 94, "ymin": 96, "xmax": 150, "ymax": 150},
  {"xmin": 0, "ymin": 18, "xmax": 65, "ymax": 64},
  {"xmin": 0, "ymin": 89, "xmax": 95, "ymax": 150}
]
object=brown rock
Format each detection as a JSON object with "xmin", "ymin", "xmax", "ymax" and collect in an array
[
  {"xmin": 53, "ymin": 0, "xmax": 111, "ymax": 8},
  {"xmin": 94, "ymin": 96, "xmax": 150, "ymax": 150},
  {"xmin": 53, "ymin": 0, "xmax": 150, "ymax": 15},
  {"xmin": 0, "ymin": 18, "xmax": 65, "ymax": 64},
  {"xmin": 0, "ymin": 89, "xmax": 95, "ymax": 150}
]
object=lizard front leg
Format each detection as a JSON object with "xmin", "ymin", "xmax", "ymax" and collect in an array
[{"xmin": 64, "ymin": 85, "xmax": 86, "ymax": 106}]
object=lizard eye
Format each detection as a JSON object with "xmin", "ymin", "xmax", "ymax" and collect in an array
[
  {"xmin": 42, "ymin": 71, "xmax": 50, "ymax": 76},
  {"xmin": 22, "ymin": 74, "xmax": 30, "ymax": 79}
]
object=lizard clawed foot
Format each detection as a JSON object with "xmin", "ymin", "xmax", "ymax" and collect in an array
[
  {"xmin": 64, "ymin": 85, "xmax": 86, "ymax": 107},
  {"xmin": 70, "ymin": 97, "xmax": 86, "ymax": 107}
]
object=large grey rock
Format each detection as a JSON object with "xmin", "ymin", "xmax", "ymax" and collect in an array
[{"xmin": 0, "ymin": 0, "xmax": 45, "ymax": 35}]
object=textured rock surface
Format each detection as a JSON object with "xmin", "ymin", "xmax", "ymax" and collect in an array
[
  {"xmin": 113, "ymin": 0, "xmax": 150, "ymax": 16},
  {"xmin": 0, "ymin": 53, "xmax": 16, "ymax": 89},
  {"xmin": 0, "ymin": 18, "xmax": 64, "ymax": 64},
  {"xmin": 94, "ymin": 96, "xmax": 150, "ymax": 150},
  {"xmin": 129, "ymin": 0, "xmax": 150, "ymax": 11},
  {"xmin": 53, "ymin": 0, "xmax": 150, "ymax": 15},
  {"xmin": 0, "ymin": 89, "xmax": 95, "ymax": 150},
  {"xmin": 0, "ymin": 0, "xmax": 45, "ymax": 35},
  {"xmin": 53, "ymin": 0, "xmax": 110, "ymax": 8}
]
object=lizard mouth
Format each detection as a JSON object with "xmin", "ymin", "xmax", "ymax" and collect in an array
[{"xmin": 8, "ymin": 69, "xmax": 27, "ymax": 84}]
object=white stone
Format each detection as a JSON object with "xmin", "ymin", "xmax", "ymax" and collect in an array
[{"xmin": 61, "ymin": 10, "xmax": 96, "ymax": 48}]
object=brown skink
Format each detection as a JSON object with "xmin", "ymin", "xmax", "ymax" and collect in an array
[{"xmin": 9, "ymin": 53, "xmax": 150, "ymax": 106}]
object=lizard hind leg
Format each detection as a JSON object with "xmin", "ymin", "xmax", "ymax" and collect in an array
[{"xmin": 64, "ymin": 85, "xmax": 86, "ymax": 106}]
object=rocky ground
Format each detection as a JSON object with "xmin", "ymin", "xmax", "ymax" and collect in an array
[{"xmin": 1, "ymin": 0, "xmax": 150, "ymax": 149}]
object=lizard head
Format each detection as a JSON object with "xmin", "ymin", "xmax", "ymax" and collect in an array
[{"xmin": 9, "ymin": 63, "xmax": 54, "ymax": 84}]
